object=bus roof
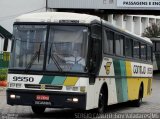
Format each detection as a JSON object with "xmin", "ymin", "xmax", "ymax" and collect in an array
[
  {"xmin": 15, "ymin": 12, "xmax": 101, "ymax": 24},
  {"xmin": 15, "ymin": 12, "xmax": 152, "ymax": 44}
]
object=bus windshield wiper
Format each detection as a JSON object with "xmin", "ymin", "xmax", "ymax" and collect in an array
[
  {"xmin": 25, "ymin": 42, "xmax": 42, "ymax": 71},
  {"xmin": 48, "ymin": 43, "xmax": 63, "ymax": 71}
]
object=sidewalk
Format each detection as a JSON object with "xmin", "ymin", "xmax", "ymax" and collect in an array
[{"xmin": 0, "ymin": 87, "xmax": 6, "ymax": 95}]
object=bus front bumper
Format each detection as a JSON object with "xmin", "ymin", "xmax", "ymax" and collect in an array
[{"xmin": 7, "ymin": 89, "xmax": 86, "ymax": 110}]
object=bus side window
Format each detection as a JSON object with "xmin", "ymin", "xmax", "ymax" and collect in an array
[
  {"xmin": 125, "ymin": 38, "xmax": 133, "ymax": 57},
  {"xmin": 147, "ymin": 45, "xmax": 152, "ymax": 61},
  {"xmin": 133, "ymin": 41, "xmax": 140, "ymax": 59},
  {"xmin": 141, "ymin": 43, "xmax": 147, "ymax": 60},
  {"xmin": 104, "ymin": 29, "xmax": 114, "ymax": 54},
  {"xmin": 115, "ymin": 34, "xmax": 124, "ymax": 56},
  {"xmin": 153, "ymin": 42, "xmax": 156, "ymax": 52}
]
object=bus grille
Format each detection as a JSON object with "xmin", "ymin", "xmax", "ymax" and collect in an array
[{"xmin": 25, "ymin": 84, "xmax": 63, "ymax": 90}]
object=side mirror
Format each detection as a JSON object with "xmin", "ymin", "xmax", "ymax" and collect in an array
[
  {"xmin": 83, "ymin": 29, "xmax": 88, "ymax": 41},
  {"xmin": 3, "ymin": 38, "xmax": 8, "ymax": 51},
  {"xmin": 89, "ymin": 58, "xmax": 96, "ymax": 73}
]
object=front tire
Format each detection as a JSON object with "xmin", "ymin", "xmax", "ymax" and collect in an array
[
  {"xmin": 133, "ymin": 85, "xmax": 143, "ymax": 107},
  {"xmin": 31, "ymin": 106, "xmax": 46, "ymax": 114},
  {"xmin": 97, "ymin": 88, "xmax": 107, "ymax": 113}
]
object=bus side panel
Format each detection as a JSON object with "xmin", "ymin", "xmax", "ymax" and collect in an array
[
  {"xmin": 127, "ymin": 78, "xmax": 140, "ymax": 100},
  {"xmin": 113, "ymin": 59, "xmax": 128, "ymax": 103},
  {"xmin": 139, "ymin": 78, "xmax": 152, "ymax": 97},
  {"xmin": 126, "ymin": 61, "xmax": 139, "ymax": 100},
  {"xmin": 98, "ymin": 58, "xmax": 118, "ymax": 106},
  {"xmin": 126, "ymin": 61, "xmax": 153, "ymax": 100}
]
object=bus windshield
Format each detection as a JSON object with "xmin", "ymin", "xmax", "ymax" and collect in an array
[
  {"xmin": 46, "ymin": 26, "xmax": 88, "ymax": 73},
  {"xmin": 10, "ymin": 25, "xmax": 47, "ymax": 70},
  {"xmin": 10, "ymin": 25, "xmax": 88, "ymax": 73}
]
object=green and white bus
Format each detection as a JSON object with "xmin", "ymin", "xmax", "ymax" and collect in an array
[{"xmin": 7, "ymin": 12, "xmax": 153, "ymax": 114}]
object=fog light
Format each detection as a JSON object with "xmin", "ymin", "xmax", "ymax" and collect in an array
[
  {"xmin": 66, "ymin": 86, "xmax": 79, "ymax": 91},
  {"xmin": 73, "ymin": 98, "xmax": 78, "ymax": 102},
  {"xmin": 10, "ymin": 94, "xmax": 16, "ymax": 99},
  {"xmin": 66, "ymin": 86, "xmax": 72, "ymax": 91},
  {"xmin": 72, "ymin": 87, "xmax": 79, "ymax": 91}
]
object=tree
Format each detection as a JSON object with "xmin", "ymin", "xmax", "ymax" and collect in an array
[{"xmin": 142, "ymin": 23, "xmax": 160, "ymax": 38}]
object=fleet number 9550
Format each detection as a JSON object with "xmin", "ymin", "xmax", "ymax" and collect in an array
[{"xmin": 12, "ymin": 76, "xmax": 34, "ymax": 82}]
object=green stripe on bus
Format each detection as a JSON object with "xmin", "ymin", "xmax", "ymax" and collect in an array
[
  {"xmin": 39, "ymin": 76, "xmax": 55, "ymax": 84},
  {"xmin": 113, "ymin": 59, "xmax": 121, "ymax": 76},
  {"xmin": 114, "ymin": 60, "xmax": 128, "ymax": 102},
  {"xmin": 51, "ymin": 76, "xmax": 66, "ymax": 85},
  {"xmin": 120, "ymin": 60, "xmax": 128, "ymax": 101},
  {"xmin": 120, "ymin": 60, "xmax": 126, "ymax": 76}
]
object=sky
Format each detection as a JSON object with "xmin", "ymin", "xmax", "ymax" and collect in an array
[{"xmin": 0, "ymin": 0, "xmax": 46, "ymax": 33}]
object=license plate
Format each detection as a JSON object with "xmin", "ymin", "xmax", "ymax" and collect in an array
[{"xmin": 36, "ymin": 95, "xmax": 50, "ymax": 101}]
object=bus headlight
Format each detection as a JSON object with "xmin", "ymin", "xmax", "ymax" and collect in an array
[
  {"xmin": 73, "ymin": 98, "xmax": 79, "ymax": 102},
  {"xmin": 66, "ymin": 86, "xmax": 79, "ymax": 91},
  {"xmin": 9, "ymin": 83, "xmax": 22, "ymax": 88},
  {"xmin": 10, "ymin": 94, "xmax": 16, "ymax": 99},
  {"xmin": 9, "ymin": 83, "xmax": 16, "ymax": 88},
  {"xmin": 16, "ymin": 83, "xmax": 22, "ymax": 88}
]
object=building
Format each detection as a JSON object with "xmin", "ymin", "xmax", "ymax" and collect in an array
[
  {"xmin": 0, "ymin": 25, "xmax": 12, "ymax": 68},
  {"xmin": 47, "ymin": 0, "xmax": 160, "ymax": 36},
  {"xmin": 0, "ymin": 0, "xmax": 46, "ymax": 33},
  {"xmin": 0, "ymin": 26, "xmax": 12, "ymax": 52}
]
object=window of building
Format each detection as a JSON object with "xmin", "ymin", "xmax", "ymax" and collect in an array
[
  {"xmin": 133, "ymin": 41, "xmax": 140, "ymax": 58},
  {"xmin": 104, "ymin": 29, "xmax": 114, "ymax": 54},
  {"xmin": 115, "ymin": 34, "xmax": 124, "ymax": 56},
  {"xmin": 156, "ymin": 42, "xmax": 160, "ymax": 51},
  {"xmin": 125, "ymin": 38, "xmax": 133, "ymax": 57}
]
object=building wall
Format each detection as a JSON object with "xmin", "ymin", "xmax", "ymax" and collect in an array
[
  {"xmin": 107, "ymin": 14, "xmax": 160, "ymax": 36},
  {"xmin": 48, "ymin": 0, "xmax": 160, "ymax": 10}
]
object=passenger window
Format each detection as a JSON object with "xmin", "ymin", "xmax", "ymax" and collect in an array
[
  {"xmin": 153, "ymin": 42, "xmax": 156, "ymax": 52},
  {"xmin": 115, "ymin": 34, "xmax": 124, "ymax": 56},
  {"xmin": 104, "ymin": 29, "xmax": 114, "ymax": 54},
  {"xmin": 141, "ymin": 43, "xmax": 147, "ymax": 60},
  {"xmin": 133, "ymin": 41, "xmax": 140, "ymax": 58},
  {"xmin": 147, "ymin": 46, "xmax": 152, "ymax": 61},
  {"xmin": 125, "ymin": 38, "xmax": 133, "ymax": 57}
]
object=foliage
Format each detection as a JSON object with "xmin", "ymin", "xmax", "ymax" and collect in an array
[
  {"xmin": 142, "ymin": 23, "xmax": 160, "ymax": 38},
  {"xmin": 0, "ymin": 68, "xmax": 8, "ymax": 81}
]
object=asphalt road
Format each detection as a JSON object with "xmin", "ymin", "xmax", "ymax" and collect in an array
[{"xmin": 0, "ymin": 75, "xmax": 160, "ymax": 119}]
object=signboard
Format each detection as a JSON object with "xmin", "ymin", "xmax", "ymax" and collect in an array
[{"xmin": 117, "ymin": 0, "xmax": 160, "ymax": 8}]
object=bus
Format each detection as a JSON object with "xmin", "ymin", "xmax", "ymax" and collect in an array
[{"xmin": 7, "ymin": 12, "xmax": 153, "ymax": 114}]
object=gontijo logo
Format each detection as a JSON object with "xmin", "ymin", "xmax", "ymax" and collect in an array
[{"xmin": 104, "ymin": 62, "xmax": 112, "ymax": 75}]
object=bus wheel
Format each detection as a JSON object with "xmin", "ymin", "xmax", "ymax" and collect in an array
[
  {"xmin": 97, "ymin": 88, "xmax": 107, "ymax": 113},
  {"xmin": 31, "ymin": 106, "xmax": 46, "ymax": 114},
  {"xmin": 133, "ymin": 85, "xmax": 143, "ymax": 107}
]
